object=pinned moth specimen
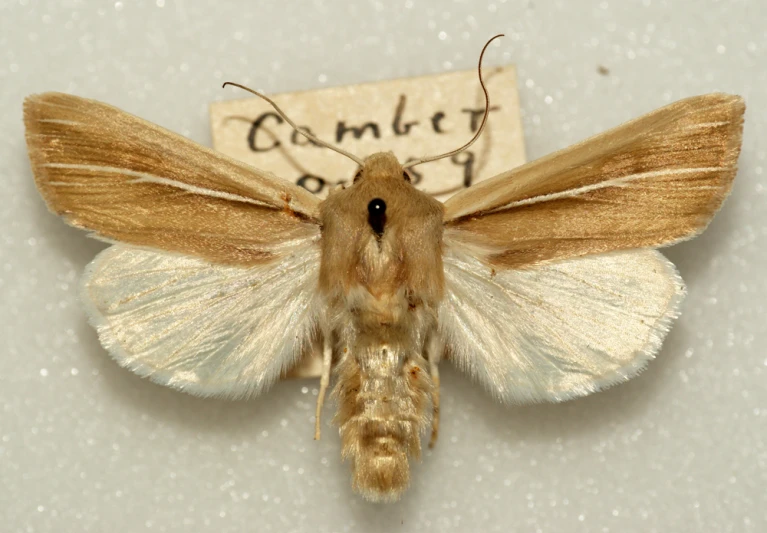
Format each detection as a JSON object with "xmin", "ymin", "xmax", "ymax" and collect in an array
[{"xmin": 24, "ymin": 36, "xmax": 745, "ymax": 502}]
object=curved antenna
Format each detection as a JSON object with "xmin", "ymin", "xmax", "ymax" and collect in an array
[
  {"xmin": 222, "ymin": 81, "xmax": 365, "ymax": 166},
  {"xmin": 402, "ymin": 33, "xmax": 504, "ymax": 170}
]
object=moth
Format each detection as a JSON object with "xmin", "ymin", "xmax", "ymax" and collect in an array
[{"xmin": 24, "ymin": 35, "xmax": 744, "ymax": 502}]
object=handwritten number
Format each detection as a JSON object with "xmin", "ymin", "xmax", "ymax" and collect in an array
[
  {"xmin": 296, "ymin": 174, "xmax": 326, "ymax": 194},
  {"xmin": 450, "ymin": 151, "xmax": 475, "ymax": 188}
]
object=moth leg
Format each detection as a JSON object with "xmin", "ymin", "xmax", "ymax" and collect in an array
[
  {"xmin": 427, "ymin": 334, "xmax": 443, "ymax": 449},
  {"xmin": 428, "ymin": 357, "xmax": 440, "ymax": 449},
  {"xmin": 314, "ymin": 340, "xmax": 333, "ymax": 441}
]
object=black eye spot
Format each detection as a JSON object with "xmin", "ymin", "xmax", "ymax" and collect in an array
[
  {"xmin": 353, "ymin": 170, "xmax": 363, "ymax": 183},
  {"xmin": 367, "ymin": 198, "xmax": 387, "ymax": 236},
  {"xmin": 403, "ymin": 171, "xmax": 411, "ymax": 183}
]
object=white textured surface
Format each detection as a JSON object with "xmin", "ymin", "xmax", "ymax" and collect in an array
[{"xmin": 2, "ymin": 1, "xmax": 765, "ymax": 531}]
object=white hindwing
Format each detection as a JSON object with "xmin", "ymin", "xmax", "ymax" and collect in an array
[
  {"xmin": 439, "ymin": 247, "xmax": 686, "ymax": 404},
  {"xmin": 81, "ymin": 240, "xmax": 321, "ymax": 398}
]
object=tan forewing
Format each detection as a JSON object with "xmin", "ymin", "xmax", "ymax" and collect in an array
[
  {"xmin": 24, "ymin": 92, "xmax": 321, "ymax": 266},
  {"xmin": 443, "ymin": 94, "xmax": 745, "ymax": 268}
]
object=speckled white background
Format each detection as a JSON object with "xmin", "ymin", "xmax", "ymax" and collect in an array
[{"xmin": 2, "ymin": 1, "xmax": 765, "ymax": 532}]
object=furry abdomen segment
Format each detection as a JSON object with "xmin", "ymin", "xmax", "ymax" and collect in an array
[{"xmin": 333, "ymin": 345, "xmax": 433, "ymax": 502}]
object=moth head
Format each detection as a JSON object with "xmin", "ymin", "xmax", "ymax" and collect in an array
[
  {"xmin": 353, "ymin": 152, "xmax": 412, "ymax": 185},
  {"xmin": 320, "ymin": 150, "xmax": 441, "ymax": 242}
]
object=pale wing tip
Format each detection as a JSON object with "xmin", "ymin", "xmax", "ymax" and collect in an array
[
  {"xmin": 694, "ymin": 92, "xmax": 746, "ymax": 135},
  {"xmin": 23, "ymin": 95, "xmax": 53, "ymax": 205},
  {"xmin": 23, "ymin": 92, "xmax": 50, "ymax": 112},
  {"xmin": 24, "ymin": 92, "xmax": 90, "ymax": 138},
  {"xmin": 23, "ymin": 91, "xmax": 80, "ymax": 139},
  {"xmin": 23, "ymin": 92, "xmax": 85, "ymax": 221},
  {"xmin": 717, "ymin": 92, "xmax": 745, "ymax": 109},
  {"xmin": 728, "ymin": 93, "xmax": 746, "ymax": 112},
  {"xmin": 681, "ymin": 92, "xmax": 744, "ymax": 108},
  {"xmin": 22, "ymin": 94, "xmax": 46, "ymax": 131},
  {"xmin": 23, "ymin": 91, "xmax": 76, "ymax": 122},
  {"xmin": 714, "ymin": 93, "xmax": 746, "ymax": 130},
  {"xmin": 715, "ymin": 93, "xmax": 746, "ymax": 189}
]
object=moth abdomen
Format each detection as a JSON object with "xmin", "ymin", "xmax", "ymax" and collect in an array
[{"xmin": 333, "ymin": 343, "xmax": 432, "ymax": 502}]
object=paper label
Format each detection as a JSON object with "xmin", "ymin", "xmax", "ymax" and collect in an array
[
  {"xmin": 210, "ymin": 65, "xmax": 525, "ymax": 200},
  {"xmin": 209, "ymin": 66, "xmax": 526, "ymax": 378}
]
